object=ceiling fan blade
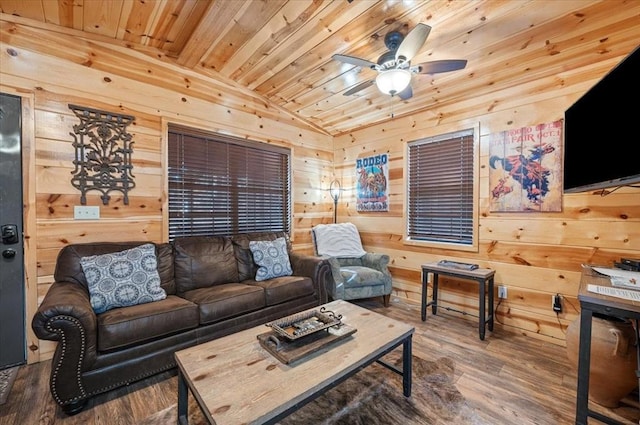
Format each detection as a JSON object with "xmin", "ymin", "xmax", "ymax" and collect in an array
[
  {"xmin": 332, "ymin": 54, "xmax": 377, "ymax": 69},
  {"xmin": 398, "ymin": 85, "xmax": 413, "ymax": 100},
  {"xmin": 395, "ymin": 23, "xmax": 431, "ymax": 63},
  {"xmin": 343, "ymin": 79, "xmax": 375, "ymax": 96},
  {"xmin": 415, "ymin": 59, "xmax": 468, "ymax": 74}
]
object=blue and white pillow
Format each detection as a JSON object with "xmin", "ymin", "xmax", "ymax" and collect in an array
[
  {"xmin": 80, "ymin": 244, "xmax": 166, "ymax": 313},
  {"xmin": 249, "ymin": 237, "xmax": 293, "ymax": 281}
]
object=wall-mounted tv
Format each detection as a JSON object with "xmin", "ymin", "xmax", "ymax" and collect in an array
[{"xmin": 563, "ymin": 45, "xmax": 640, "ymax": 193}]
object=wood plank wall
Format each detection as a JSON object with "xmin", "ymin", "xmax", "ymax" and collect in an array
[
  {"xmin": 2, "ymin": 13, "xmax": 639, "ymax": 365},
  {"xmin": 0, "ymin": 19, "xmax": 334, "ymax": 363},
  {"xmin": 333, "ymin": 59, "xmax": 640, "ymax": 347}
]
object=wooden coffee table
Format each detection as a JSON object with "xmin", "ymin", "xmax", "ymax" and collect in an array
[{"xmin": 174, "ymin": 299, "xmax": 414, "ymax": 425}]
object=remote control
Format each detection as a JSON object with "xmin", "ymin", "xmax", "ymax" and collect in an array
[{"xmin": 437, "ymin": 260, "xmax": 479, "ymax": 271}]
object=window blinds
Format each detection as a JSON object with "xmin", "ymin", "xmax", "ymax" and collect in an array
[
  {"xmin": 407, "ymin": 131, "xmax": 474, "ymax": 245},
  {"xmin": 168, "ymin": 128, "xmax": 291, "ymax": 240}
]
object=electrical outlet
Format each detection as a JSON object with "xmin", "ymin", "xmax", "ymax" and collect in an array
[
  {"xmin": 553, "ymin": 294, "xmax": 562, "ymax": 313},
  {"xmin": 498, "ymin": 285, "xmax": 507, "ymax": 299},
  {"xmin": 74, "ymin": 206, "xmax": 100, "ymax": 220}
]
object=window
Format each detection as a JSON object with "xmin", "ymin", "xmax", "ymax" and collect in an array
[
  {"xmin": 167, "ymin": 126, "xmax": 291, "ymax": 240},
  {"xmin": 406, "ymin": 128, "xmax": 476, "ymax": 248}
]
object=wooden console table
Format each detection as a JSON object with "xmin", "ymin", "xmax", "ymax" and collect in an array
[
  {"xmin": 421, "ymin": 262, "xmax": 495, "ymax": 340},
  {"xmin": 575, "ymin": 267, "xmax": 640, "ymax": 425}
]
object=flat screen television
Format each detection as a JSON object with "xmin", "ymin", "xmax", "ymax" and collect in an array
[{"xmin": 563, "ymin": 45, "xmax": 640, "ymax": 193}]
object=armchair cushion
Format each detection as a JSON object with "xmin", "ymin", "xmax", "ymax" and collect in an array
[
  {"xmin": 312, "ymin": 223, "xmax": 367, "ymax": 258},
  {"xmin": 333, "ymin": 255, "xmax": 391, "ymax": 288},
  {"xmin": 339, "ymin": 266, "xmax": 388, "ymax": 288}
]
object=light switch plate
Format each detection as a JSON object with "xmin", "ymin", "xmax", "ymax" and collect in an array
[{"xmin": 74, "ymin": 206, "xmax": 100, "ymax": 220}]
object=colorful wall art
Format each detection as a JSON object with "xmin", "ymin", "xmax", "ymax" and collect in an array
[
  {"xmin": 356, "ymin": 154, "xmax": 389, "ymax": 212},
  {"xmin": 489, "ymin": 121, "xmax": 563, "ymax": 212}
]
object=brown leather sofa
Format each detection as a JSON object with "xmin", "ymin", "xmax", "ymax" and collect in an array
[{"xmin": 31, "ymin": 231, "xmax": 330, "ymax": 414}]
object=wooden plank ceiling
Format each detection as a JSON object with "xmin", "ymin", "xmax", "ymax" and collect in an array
[{"xmin": 1, "ymin": 0, "xmax": 639, "ymax": 136}]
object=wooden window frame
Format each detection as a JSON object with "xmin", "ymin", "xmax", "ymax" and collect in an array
[{"xmin": 404, "ymin": 127, "xmax": 479, "ymax": 252}]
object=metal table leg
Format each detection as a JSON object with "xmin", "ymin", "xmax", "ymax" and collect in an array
[
  {"xmin": 178, "ymin": 368, "xmax": 189, "ymax": 425},
  {"xmin": 421, "ymin": 271, "xmax": 428, "ymax": 321},
  {"xmin": 479, "ymin": 278, "xmax": 486, "ymax": 340},
  {"xmin": 575, "ymin": 308, "xmax": 592, "ymax": 425},
  {"xmin": 488, "ymin": 277, "xmax": 494, "ymax": 332},
  {"xmin": 432, "ymin": 274, "xmax": 439, "ymax": 315},
  {"xmin": 402, "ymin": 335, "xmax": 413, "ymax": 397}
]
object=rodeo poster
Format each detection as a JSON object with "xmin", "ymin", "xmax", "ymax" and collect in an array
[
  {"xmin": 356, "ymin": 154, "xmax": 389, "ymax": 212},
  {"xmin": 489, "ymin": 120, "xmax": 563, "ymax": 212}
]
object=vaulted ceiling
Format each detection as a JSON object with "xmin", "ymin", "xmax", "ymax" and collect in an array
[{"xmin": 1, "ymin": 0, "xmax": 639, "ymax": 136}]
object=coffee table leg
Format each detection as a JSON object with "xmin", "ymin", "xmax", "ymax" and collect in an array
[
  {"xmin": 403, "ymin": 335, "xmax": 413, "ymax": 397},
  {"xmin": 178, "ymin": 368, "xmax": 188, "ymax": 425}
]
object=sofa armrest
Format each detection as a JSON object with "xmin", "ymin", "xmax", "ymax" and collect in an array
[
  {"xmin": 32, "ymin": 280, "xmax": 98, "ymax": 369},
  {"xmin": 288, "ymin": 252, "xmax": 330, "ymax": 304},
  {"xmin": 31, "ymin": 280, "xmax": 100, "ymax": 407}
]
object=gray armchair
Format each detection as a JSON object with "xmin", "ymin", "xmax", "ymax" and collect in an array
[{"xmin": 312, "ymin": 223, "xmax": 392, "ymax": 306}]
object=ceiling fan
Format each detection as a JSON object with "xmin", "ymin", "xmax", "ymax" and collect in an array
[{"xmin": 332, "ymin": 24, "xmax": 467, "ymax": 100}]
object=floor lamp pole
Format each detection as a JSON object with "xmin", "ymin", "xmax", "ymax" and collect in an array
[{"xmin": 329, "ymin": 179, "xmax": 341, "ymax": 224}]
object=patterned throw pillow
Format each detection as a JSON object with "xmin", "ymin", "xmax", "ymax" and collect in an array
[
  {"xmin": 80, "ymin": 244, "xmax": 166, "ymax": 313},
  {"xmin": 249, "ymin": 237, "xmax": 293, "ymax": 281}
]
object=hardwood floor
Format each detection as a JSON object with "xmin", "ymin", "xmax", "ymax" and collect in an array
[{"xmin": 2, "ymin": 297, "xmax": 638, "ymax": 425}]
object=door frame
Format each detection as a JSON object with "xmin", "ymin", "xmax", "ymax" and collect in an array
[{"xmin": 1, "ymin": 87, "xmax": 38, "ymax": 364}]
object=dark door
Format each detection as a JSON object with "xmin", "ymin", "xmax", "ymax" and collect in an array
[{"xmin": 0, "ymin": 93, "xmax": 26, "ymax": 368}]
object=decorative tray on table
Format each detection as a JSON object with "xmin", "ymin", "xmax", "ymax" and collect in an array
[
  {"xmin": 267, "ymin": 307, "xmax": 344, "ymax": 340},
  {"xmin": 258, "ymin": 307, "xmax": 357, "ymax": 364}
]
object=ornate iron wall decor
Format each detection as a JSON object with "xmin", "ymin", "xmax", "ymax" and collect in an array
[{"xmin": 69, "ymin": 104, "xmax": 136, "ymax": 205}]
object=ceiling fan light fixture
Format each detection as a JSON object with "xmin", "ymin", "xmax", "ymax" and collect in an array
[{"xmin": 375, "ymin": 69, "xmax": 412, "ymax": 96}]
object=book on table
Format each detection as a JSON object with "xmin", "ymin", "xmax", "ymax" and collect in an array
[{"xmin": 592, "ymin": 266, "xmax": 640, "ymax": 290}]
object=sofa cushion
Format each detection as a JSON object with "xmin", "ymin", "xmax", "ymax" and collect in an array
[
  {"xmin": 156, "ymin": 243, "xmax": 176, "ymax": 295},
  {"xmin": 249, "ymin": 237, "xmax": 293, "ymax": 281},
  {"xmin": 97, "ymin": 295, "xmax": 199, "ymax": 351},
  {"xmin": 182, "ymin": 283, "xmax": 265, "ymax": 325},
  {"xmin": 54, "ymin": 241, "xmax": 173, "ymax": 291},
  {"xmin": 173, "ymin": 236, "xmax": 239, "ymax": 293},
  {"xmin": 232, "ymin": 232, "xmax": 291, "ymax": 281},
  {"xmin": 80, "ymin": 244, "xmax": 167, "ymax": 313},
  {"xmin": 248, "ymin": 275, "xmax": 315, "ymax": 306}
]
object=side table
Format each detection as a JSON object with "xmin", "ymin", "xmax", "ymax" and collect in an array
[
  {"xmin": 575, "ymin": 267, "xmax": 640, "ymax": 425},
  {"xmin": 421, "ymin": 262, "xmax": 495, "ymax": 340}
]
